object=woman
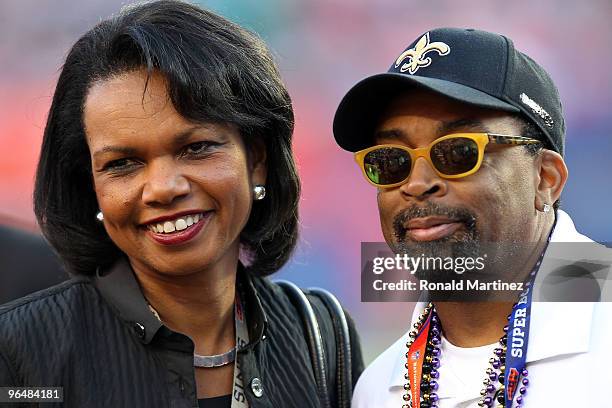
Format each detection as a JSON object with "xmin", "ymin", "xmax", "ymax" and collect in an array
[{"xmin": 0, "ymin": 1, "xmax": 363, "ymax": 407}]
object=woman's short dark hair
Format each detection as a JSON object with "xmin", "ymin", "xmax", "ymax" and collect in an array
[{"xmin": 34, "ymin": 0, "xmax": 299, "ymax": 277}]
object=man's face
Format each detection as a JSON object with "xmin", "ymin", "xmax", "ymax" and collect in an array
[{"xmin": 374, "ymin": 89, "xmax": 541, "ymax": 271}]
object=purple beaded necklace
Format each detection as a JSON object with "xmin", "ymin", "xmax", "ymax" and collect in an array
[{"xmin": 402, "ymin": 303, "xmax": 530, "ymax": 408}]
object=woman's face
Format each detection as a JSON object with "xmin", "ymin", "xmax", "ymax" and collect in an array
[{"xmin": 84, "ymin": 69, "xmax": 266, "ymax": 277}]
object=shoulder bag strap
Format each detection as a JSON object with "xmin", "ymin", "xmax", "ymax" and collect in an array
[
  {"xmin": 307, "ymin": 287, "xmax": 352, "ymax": 408},
  {"xmin": 275, "ymin": 280, "xmax": 331, "ymax": 408}
]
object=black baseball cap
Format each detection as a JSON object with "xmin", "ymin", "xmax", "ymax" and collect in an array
[{"xmin": 333, "ymin": 28, "xmax": 565, "ymax": 155}]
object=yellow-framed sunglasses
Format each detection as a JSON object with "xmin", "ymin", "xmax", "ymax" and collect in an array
[{"xmin": 354, "ymin": 133, "xmax": 541, "ymax": 188}]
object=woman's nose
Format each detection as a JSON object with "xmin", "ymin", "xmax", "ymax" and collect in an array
[{"xmin": 141, "ymin": 161, "xmax": 191, "ymax": 206}]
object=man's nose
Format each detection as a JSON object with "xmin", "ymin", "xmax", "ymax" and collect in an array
[
  {"xmin": 141, "ymin": 160, "xmax": 191, "ymax": 206},
  {"xmin": 398, "ymin": 157, "xmax": 447, "ymax": 200}
]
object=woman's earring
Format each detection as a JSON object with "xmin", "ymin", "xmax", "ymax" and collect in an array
[
  {"xmin": 253, "ymin": 185, "xmax": 266, "ymax": 201},
  {"xmin": 542, "ymin": 203, "xmax": 551, "ymax": 213},
  {"xmin": 96, "ymin": 211, "xmax": 104, "ymax": 222}
]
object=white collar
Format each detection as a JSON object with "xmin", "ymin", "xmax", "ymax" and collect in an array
[
  {"xmin": 388, "ymin": 210, "xmax": 598, "ymax": 391},
  {"xmin": 528, "ymin": 209, "xmax": 595, "ymax": 361}
]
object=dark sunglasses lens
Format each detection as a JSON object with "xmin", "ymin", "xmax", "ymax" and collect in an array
[
  {"xmin": 363, "ymin": 147, "xmax": 411, "ymax": 185},
  {"xmin": 431, "ymin": 137, "xmax": 479, "ymax": 175}
]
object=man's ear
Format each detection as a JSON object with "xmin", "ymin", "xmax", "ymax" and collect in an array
[
  {"xmin": 249, "ymin": 139, "xmax": 267, "ymax": 186},
  {"xmin": 534, "ymin": 149, "xmax": 568, "ymax": 210}
]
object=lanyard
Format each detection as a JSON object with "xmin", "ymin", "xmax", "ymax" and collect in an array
[
  {"xmin": 504, "ymin": 281, "xmax": 532, "ymax": 403},
  {"xmin": 505, "ymin": 235, "xmax": 551, "ymax": 404},
  {"xmin": 406, "ymin": 314, "xmax": 433, "ymax": 406},
  {"xmin": 231, "ymin": 292, "xmax": 250, "ymax": 408}
]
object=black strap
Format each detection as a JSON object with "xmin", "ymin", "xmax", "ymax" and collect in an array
[
  {"xmin": 308, "ymin": 287, "xmax": 352, "ymax": 408},
  {"xmin": 276, "ymin": 280, "xmax": 331, "ymax": 408},
  {"xmin": 276, "ymin": 280, "xmax": 352, "ymax": 408}
]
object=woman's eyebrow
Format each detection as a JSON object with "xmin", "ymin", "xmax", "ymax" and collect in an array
[
  {"xmin": 173, "ymin": 124, "xmax": 232, "ymax": 146},
  {"xmin": 93, "ymin": 145, "xmax": 137, "ymax": 159},
  {"xmin": 173, "ymin": 125, "xmax": 209, "ymax": 146}
]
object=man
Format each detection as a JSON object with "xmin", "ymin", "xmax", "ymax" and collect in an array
[{"xmin": 333, "ymin": 28, "xmax": 612, "ymax": 407}]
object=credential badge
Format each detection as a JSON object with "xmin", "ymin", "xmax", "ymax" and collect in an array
[{"xmin": 395, "ymin": 32, "xmax": 451, "ymax": 75}]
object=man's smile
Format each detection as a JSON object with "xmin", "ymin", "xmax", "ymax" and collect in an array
[
  {"xmin": 405, "ymin": 217, "xmax": 463, "ymax": 241},
  {"xmin": 392, "ymin": 202, "xmax": 477, "ymax": 245}
]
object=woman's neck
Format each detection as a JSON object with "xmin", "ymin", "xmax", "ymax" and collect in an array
[{"xmin": 129, "ymin": 254, "xmax": 238, "ymax": 355}]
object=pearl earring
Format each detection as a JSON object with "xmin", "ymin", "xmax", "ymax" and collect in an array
[
  {"xmin": 542, "ymin": 203, "xmax": 551, "ymax": 213},
  {"xmin": 96, "ymin": 211, "xmax": 104, "ymax": 221},
  {"xmin": 253, "ymin": 185, "xmax": 266, "ymax": 201}
]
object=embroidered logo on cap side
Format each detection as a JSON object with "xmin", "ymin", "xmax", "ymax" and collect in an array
[
  {"xmin": 519, "ymin": 93, "xmax": 554, "ymax": 128},
  {"xmin": 394, "ymin": 32, "xmax": 450, "ymax": 75}
]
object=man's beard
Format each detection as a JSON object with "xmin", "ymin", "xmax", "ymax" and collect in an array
[{"xmin": 391, "ymin": 202, "xmax": 480, "ymax": 282}]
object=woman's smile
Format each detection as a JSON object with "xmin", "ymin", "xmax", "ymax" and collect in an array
[{"xmin": 143, "ymin": 210, "xmax": 213, "ymax": 246}]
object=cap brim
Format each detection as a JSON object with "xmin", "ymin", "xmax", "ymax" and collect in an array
[{"xmin": 333, "ymin": 73, "xmax": 520, "ymax": 152}]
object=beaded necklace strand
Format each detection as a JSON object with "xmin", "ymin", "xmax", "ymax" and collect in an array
[{"xmin": 402, "ymin": 303, "xmax": 531, "ymax": 408}]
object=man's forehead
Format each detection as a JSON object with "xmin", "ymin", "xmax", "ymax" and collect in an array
[
  {"xmin": 375, "ymin": 118, "xmax": 489, "ymax": 144},
  {"xmin": 374, "ymin": 91, "xmax": 521, "ymax": 144}
]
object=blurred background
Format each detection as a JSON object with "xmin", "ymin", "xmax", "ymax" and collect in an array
[{"xmin": 1, "ymin": 0, "xmax": 611, "ymax": 363}]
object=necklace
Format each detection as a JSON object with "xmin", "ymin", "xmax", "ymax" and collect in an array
[
  {"xmin": 147, "ymin": 304, "xmax": 237, "ymax": 368},
  {"xmin": 194, "ymin": 347, "xmax": 236, "ymax": 368},
  {"xmin": 402, "ymin": 303, "xmax": 530, "ymax": 408}
]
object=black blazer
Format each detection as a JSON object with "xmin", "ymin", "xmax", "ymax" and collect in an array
[{"xmin": 0, "ymin": 258, "xmax": 363, "ymax": 407}]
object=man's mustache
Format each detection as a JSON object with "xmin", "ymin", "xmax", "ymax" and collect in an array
[{"xmin": 392, "ymin": 202, "xmax": 477, "ymax": 242}]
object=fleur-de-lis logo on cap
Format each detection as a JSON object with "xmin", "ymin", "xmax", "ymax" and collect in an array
[{"xmin": 395, "ymin": 32, "xmax": 451, "ymax": 74}]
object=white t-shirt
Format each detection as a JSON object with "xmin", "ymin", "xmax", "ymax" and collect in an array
[{"xmin": 434, "ymin": 336, "xmax": 497, "ymax": 407}]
